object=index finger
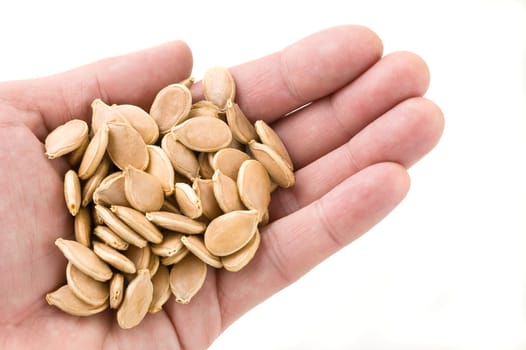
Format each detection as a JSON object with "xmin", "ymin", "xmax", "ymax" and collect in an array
[{"xmin": 194, "ymin": 25, "xmax": 383, "ymax": 123}]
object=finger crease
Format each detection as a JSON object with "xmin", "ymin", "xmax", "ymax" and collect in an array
[
  {"xmin": 279, "ymin": 51, "xmax": 306, "ymax": 107},
  {"xmin": 263, "ymin": 224, "xmax": 296, "ymax": 285},
  {"xmin": 315, "ymin": 199, "xmax": 346, "ymax": 250}
]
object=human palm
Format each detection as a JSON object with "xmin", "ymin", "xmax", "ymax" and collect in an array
[{"xmin": 0, "ymin": 26, "xmax": 443, "ymax": 349}]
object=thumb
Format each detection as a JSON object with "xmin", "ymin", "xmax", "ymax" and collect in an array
[{"xmin": 0, "ymin": 40, "xmax": 193, "ymax": 139}]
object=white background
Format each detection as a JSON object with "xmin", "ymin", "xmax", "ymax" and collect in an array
[{"xmin": 1, "ymin": 1, "xmax": 525, "ymax": 349}]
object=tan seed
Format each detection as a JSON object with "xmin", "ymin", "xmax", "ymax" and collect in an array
[
  {"xmin": 124, "ymin": 166, "xmax": 164, "ymax": 213},
  {"xmin": 64, "ymin": 169, "xmax": 81, "ymax": 216},
  {"xmin": 146, "ymin": 145, "xmax": 175, "ymax": 196},
  {"xmin": 78, "ymin": 123, "xmax": 109, "ymax": 180},
  {"xmin": 169, "ymin": 253, "xmax": 207, "ymax": 304},
  {"xmin": 93, "ymin": 241, "xmax": 137, "ymax": 274},
  {"xmin": 211, "ymin": 147, "xmax": 250, "ymax": 180},
  {"xmin": 46, "ymin": 285, "xmax": 108, "ymax": 317},
  {"xmin": 193, "ymin": 178, "xmax": 222, "ymax": 220},
  {"xmin": 149, "ymin": 264, "xmax": 171, "ymax": 313},
  {"xmin": 95, "ymin": 205, "xmax": 147, "ymax": 248},
  {"xmin": 124, "ymin": 245, "xmax": 152, "ymax": 272},
  {"xmin": 248, "ymin": 140, "xmax": 295, "ymax": 188},
  {"xmin": 204, "ymin": 210, "xmax": 259, "ymax": 256},
  {"xmin": 161, "ymin": 132, "xmax": 200, "ymax": 180},
  {"xmin": 45, "ymin": 119, "xmax": 89, "ymax": 159},
  {"xmin": 181, "ymin": 235, "xmax": 222, "ymax": 268},
  {"xmin": 117, "ymin": 269, "xmax": 153, "ymax": 329},
  {"xmin": 171, "ymin": 116, "xmax": 232, "ymax": 152},
  {"xmin": 66, "ymin": 262, "xmax": 109, "ymax": 306},
  {"xmin": 67, "ymin": 134, "xmax": 89, "ymax": 167},
  {"xmin": 107, "ymin": 122, "xmax": 149, "ymax": 171},
  {"xmin": 212, "ymin": 169, "xmax": 245, "ymax": 213},
  {"xmin": 150, "ymin": 83, "xmax": 192, "ymax": 134},
  {"xmin": 113, "ymin": 104, "xmax": 159, "ymax": 145},
  {"xmin": 222, "ymin": 229, "xmax": 261, "ymax": 272},
  {"xmin": 55, "ymin": 238, "xmax": 113, "ymax": 282},
  {"xmin": 203, "ymin": 66, "xmax": 236, "ymax": 109},
  {"xmin": 174, "ymin": 183, "xmax": 202, "ymax": 219},
  {"xmin": 148, "ymin": 253, "xmax": 160, "ymax": 278},
  {"xmin": 225, "ymin": 100, "xmax": 257, "ymax": 144},
  {"xmin": 151, "ymin": 232, "xmax": 184, "ymax": 257},
  {"xmin": 254, "ymin": 120, "xmax": 293, "ymax": 170},
  {"xmin": 81, "ymin": 156, "xmax": 111, "ymax": 207},
  {"xmin": 146, "ymin": 211, "xmax": 206, "ymax": 234},
  {"xmin": 93, "ymin": 225, "xmax": 129, "ymax": 250},
  {"xmin": 237, "ymin": 159, "xmax": 271, "ymax": 222},
  {"xmin": 91, "ymin": 99, "xmax": 127, "ymax": 134},
  {"xmin": 188, "ymin": 100, "xmax": 221, "ymax": 119},
  {"xmin": 161, "ymin": 246, "xmax": 190, "ymax": 266},
  {"xmin": 93, "ymin": 172, "xmax": 130, "ymax": 207},
  {"xmin": 110, "ymin": 205, "xmax": 163, "ymax": 244},
  {"xmin": 198, "ymin": 151, "xmax": 215, "ymax": 179},
  {"xmin": 74, "ymin": 207, "xmax": 92, "ymax": 247},
  {"xmin": 109, "ymin": 273, "xmax": 124, "ymax": 309}
]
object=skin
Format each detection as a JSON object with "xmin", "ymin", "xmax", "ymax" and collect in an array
[{"xmin": 0, "ymin": 25, "xmax": 444, "ymax": 350}]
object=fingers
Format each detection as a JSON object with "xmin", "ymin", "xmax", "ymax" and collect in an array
[
  {"xmin": 269, "ymin": 97, "xmax": 444, "ymax": 220},
  {"xmin": 1, "ymin": 41, "xmax": 193, "ymax": 138},
  {"xmin": 192, "ymin": 25, "xmax": 383, "ymax": 122},
  {"xmin": 216, "ymin": 162, "xmax": 410, "ymax": 328},
  {"xmin": 273, "ymin": 51, "xmax": 431, "ymax": 169}
]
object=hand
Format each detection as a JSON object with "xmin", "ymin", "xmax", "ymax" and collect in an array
[{"xmin": 0, "ymin": 25, "xmax": 444, "ymax": 349}]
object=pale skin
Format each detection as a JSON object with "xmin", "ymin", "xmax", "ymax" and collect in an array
[{"xmin": 0, "ymin": 25, "xmax": 444, "ymax": 349}]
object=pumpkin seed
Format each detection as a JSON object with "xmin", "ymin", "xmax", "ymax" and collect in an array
[
  {"xmin": 225, "ymin": 100, "xmax": 257, "ymax": 144},
  {"xmin": 74, "ymin": 207, "xmax": 92, "ymax": 247},
  {"xmin": 211, "ymin": 147, "xmax": 250, "ymax": 180},
  {"xmin": 169, "ymin": 253, "xmax": 207, "ymax": 304},
  {"xmin": 222, "ymin": 229, "xmax": 261, "ymax": 272},
  {"xmin": 248, "ymin": 140, "xmax": 295, "ymax": 188},
  {"xmin": 46, "ymin": 285, "xmax": 108, "ymax": 316},
  {"xmin": 204, "ymin": 210, "xmax": 258, "ymax": 256},
  {"xmin": 107, "ymin": 122, "xmax": 149, "ymax": 171},
  {"xmin": 174, "ymin": 182, "xmax": 202, "ymax": 219},
  {"xmin": 150, "ymin": 83, "xmax": 192, "ymax": 133},
  {"xmin": 117, "ymin": 269, "xmax": 153, "ymax": 329},
  {"xmin": 93, "ymin": 225, "xmax": 129, "ymax": 251},
  {"xmin": 66, "ymin": 262, "xmax": 109, "ymax": 306},
  {"xmin": 203, "ymin": 66, "xmax": 236, "ymax": 109},
  {"xmin": 145, "ymin": 211, "xmax": 206, "ymax": 234},
  {"xmin": 93, "ymin": 241, "xmax": 137, "ymax": 274},
  {"xmin": 145, "ymin": 145, "xmax": 175, "ymax": 196},
  {"xmin": 181, "ymin": 235, "xmax": 222, "ymax": 268},
  {"xmin": 55, "ymin": 238, "xmax": 113, "ymax": 282},
  {"xmin": 161, "ymin": 132, "xmax": 200, "ymax": 180},
  {"xmin": 110, "ymin": 205, "xmax": 163, "ymax": 244},
  {"xmin": 78, "ymin": 123, "xmax": 109, "ymax": 180},
  {"xmin": 124, "ymin": 166, "xmax": 164, "ymax": 213},
  {"xmin": 45, "ymin": 119, "xmax": 89, "ymax": 159},
  {"xmin": 94, "ymin": 205, "xmax": 147, "ymax": 248},
  {"xmin": 149, "ymin": 264, "xmax": 171, "ymax": 313},
  {"xmin": 109, "ymin": 273, "xmax": 124, "ymax": 309},
  {"xmin": 212, "ymin": 169, "xmax": 245, "ymax": 213},
  {"xmin": 171, "ymin": 116, "xmax": 232, "ymax": 152}
]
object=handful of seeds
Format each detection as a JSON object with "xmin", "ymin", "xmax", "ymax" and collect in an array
[{"xmin": 44, "ymin": 67, "xmax": 295, "ymax": 329}]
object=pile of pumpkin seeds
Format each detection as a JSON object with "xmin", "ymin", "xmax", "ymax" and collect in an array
[{"xmin": 44, "ymin": 66, "xmax": 295, "ymax": 329}]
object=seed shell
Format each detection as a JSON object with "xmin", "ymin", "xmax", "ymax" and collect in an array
[
  {"xmin": 169, "ymin": 253, "xmax": 207, "ymax": 304},
  {"xmin": 45, "ymin": 119, "xmax": 89, "ymax": 159},
  {"xmin": 117, "ymin": 269, "xmax": 153, "ymax": 329},
  {"xmin": 55, "ymin": 238, "xmax": 113, "ymax": 282},
  {"xmin": 46, "ymin": 285, "xmax": 108, "ymax": 317},
  {"xmin": 204, "ymin": 210, "xmax": 259, "ymax": 256},
  {"xmin": 66, "ymin": 262, "xmax": 109, "ymax": 306}
]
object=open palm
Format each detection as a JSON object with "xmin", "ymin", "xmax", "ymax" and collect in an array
[{"xmin": 0, "ymin": 25, "xmax": 443, "ymax": 350}]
